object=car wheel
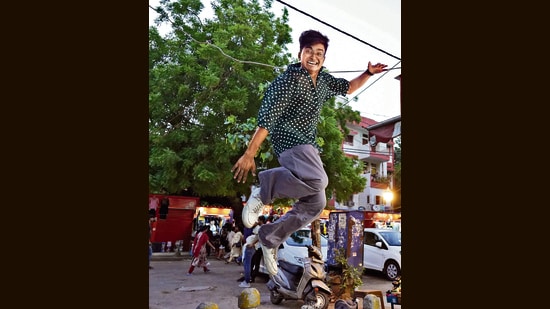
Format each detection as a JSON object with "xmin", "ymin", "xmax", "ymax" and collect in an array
[{"xmin": 383, "ymin": 260, "xmax": 400, "ymax": 281}]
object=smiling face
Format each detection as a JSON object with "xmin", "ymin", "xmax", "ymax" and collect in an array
[{"xmin": 299, "ymin": 42, "xmax": 325, "ymax": 75}]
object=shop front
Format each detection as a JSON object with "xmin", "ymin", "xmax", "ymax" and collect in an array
[
  {"xmin": 191, "ymin": 206, "xmax": 233, "ymax": 237},
  {"xmin": 149, "ymin": 195, "xmax": 199, "ymax": 252},
  {"xmin": 363, "ymin": 211, "xmax": 401, "ymax": 231}
]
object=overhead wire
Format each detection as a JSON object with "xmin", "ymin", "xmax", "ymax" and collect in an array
[
  {"xmin": 275, "ymin": 0, "xmax": 401, "ymax": 61},
  {"xmin": 149, "ymin": 5, "xmax": 285, "ymax": 70},
  {"xmin": 149, "ymin": 3, "xmax": 400, "ymax": 75},
  {"xmin": 347, "ymin": 60, "xmax": 401, "ymax": 103},
  {"xmin": 330, "ymin": 68, "xmax": 400, "ymax": 74},
  {"xmin": 150, "ymin": 1, "xmax": 401, "ymax": 118},
  {"xmin": 273, "ymin": 0, "xmax": 402, "ymax": 117}
]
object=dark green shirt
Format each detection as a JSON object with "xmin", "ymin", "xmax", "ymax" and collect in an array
[{"xmin": 258, "ymin": 63, "xmax": 349, "ymax": 156}]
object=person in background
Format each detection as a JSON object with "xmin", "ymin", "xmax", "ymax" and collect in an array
[
  {"xmin": 239, "ymin": 224, "xmax": 254, "ymax": 264},
  {"xmin": 187, "ymin": 225, "xmax": 216, "ymax": 275},
  {"xmin": 239, "ymin": 218, "xmax": 263, "ymax": 288},
  {"xmin": 217, "ymin": 227, "xmax": 228, "ymax": 260},
  {"xmin": 205, "ymin": 227, "xmax": 215, "ymax": 256},
  {"xmin": 250, "ymin": 215, "xmax": 266, "ymax": 283},
  {"xmin": 149, "ymin": 216, "xmax": 156, "ymax": 270},
  {"xmin": 231, "ymin": 29, "xmax": 387, "ymax": 276},
  {"xmin": 224, "ymin": 224, "xmax": 235, "ymax": 260},
  {"xmin": 226, "ymin": 225, "xmax": 243, "ymax": 265},
  {"xmin": 149, "ymin": 196, "xmax": 159, "ymax": 219},
  {"xmin": 159, "ymin": 196, "xmax": 169, "ymax": 219}
]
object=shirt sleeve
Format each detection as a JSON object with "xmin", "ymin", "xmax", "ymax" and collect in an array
[
  {"xmin": 257, "ymin": 74, "xmax": 294, "ymax": 132},
  {"xmin": 323, "ymin": 73, "xmax": 349, "ymax": 99}
]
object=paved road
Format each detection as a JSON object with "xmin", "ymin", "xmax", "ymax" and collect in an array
[{"xmin": 149, "ymin": 254, "xmax": 398, "ymax": 309}]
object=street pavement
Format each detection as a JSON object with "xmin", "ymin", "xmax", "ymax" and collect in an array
[{"xmin": 149, "ymin": 253, "xmax": 398, "ymax": 309}]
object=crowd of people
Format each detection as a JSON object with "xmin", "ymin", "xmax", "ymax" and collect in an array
[{"xmin": 175, "ymin": 214, "xmax": 275, "ymax": 287}]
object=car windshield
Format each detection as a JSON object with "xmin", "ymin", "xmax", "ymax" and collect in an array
[
  {"xmin": 285, "ymin": 229, "xmax": 328, "ymax": 247},
  {"xmin": 378, "ymin": 231, "xmax": 401, "ymax": 246},
  {"xmin": 286, "ymin": 230, "xmax": 312, "ymax": 246}
]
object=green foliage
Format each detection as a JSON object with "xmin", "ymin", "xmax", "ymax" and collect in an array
[
  {"xmin": 149, "ymin": 0, "xmax": 292, "ymax": 195},
  {"xmin": 318, "ymin": 99, "xmax": 366, "ymax": 203},
  {"xmin": 149, "ymin": 0, "xmax": 373, "ymax": 205},
  {"xmin": 334, "ymin": 248, "xmax": 363, "ymax": 293}
]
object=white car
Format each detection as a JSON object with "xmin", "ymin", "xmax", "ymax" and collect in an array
[
  {"xmin": 259, "ymin": 228, "xmax": 327, "ymax": 274},
  {"xmin": 362, "ymin": 228, "xmax": 401, "ymax": 280},
  {"xmin": 259, "ymin": 227, "xmax": 401, "ymax": 281}
]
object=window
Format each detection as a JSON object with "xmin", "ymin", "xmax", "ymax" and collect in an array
[
  {"xmin": 364, "ymin": 231, "xmax": 379, "ymax": 246},
  {"xmin": 362, "ymin": 133, "xmax": 369, "ymax": 145},
  {"xmin": 287, "ymin": 230, "xmax": 312, "ymax": 246},
  {"xmin": 345, "ymin": 135, "xmax": 354, "ymax": 145},
  {"xmin": 346, "ymin": 195, "xmax": 354, "ymax": 206},
  {"xmin": 379, "ymin": 231, "xmax": 401, "ymax": 246}
]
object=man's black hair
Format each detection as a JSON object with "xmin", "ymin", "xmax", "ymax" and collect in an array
[{"xmin": 299, "ymin": 30, "xmax": 329, "ymax": 52}]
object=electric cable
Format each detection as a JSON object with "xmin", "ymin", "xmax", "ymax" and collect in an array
[
  {"xmin": 150, "ymin": 3, "xmax": 400, "ymax": 75},
  {"xmin": 150, "ymin": 1, "xmax": 401, "ymax": 117},
  {"xmin": 275, "ymin": 0, "xmax": 401, "ymax": 61}
]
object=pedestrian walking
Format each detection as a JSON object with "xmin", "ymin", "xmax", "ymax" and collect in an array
[{"xmin": 187, "ymin": 225, "xmax": 216, "ymax": 275}]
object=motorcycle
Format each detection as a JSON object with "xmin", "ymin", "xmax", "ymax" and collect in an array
[{"xmin": 266, "ymin": 244, "xmax": 332, "ymax": 309}]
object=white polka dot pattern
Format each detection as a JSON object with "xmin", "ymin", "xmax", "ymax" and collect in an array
[{"xmin": 258, "ymin": 63, "xmax": 349, "ymax": 157}]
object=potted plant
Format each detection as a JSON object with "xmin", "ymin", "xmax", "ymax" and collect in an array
[{"xmin": 327, "ymin": 248, "xmax": 363, "ymax": 301}]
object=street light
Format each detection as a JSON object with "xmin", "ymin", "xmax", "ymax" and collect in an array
[{"xmin": 383, "ymin": 187, "xmax": 394, "ymax": 209}]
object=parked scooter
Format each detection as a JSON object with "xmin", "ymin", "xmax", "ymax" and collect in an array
[{"xmin": 266, "ymin": 244, "xmax": 332, "ymax": 309}]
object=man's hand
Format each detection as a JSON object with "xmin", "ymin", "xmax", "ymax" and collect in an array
[
  {"xmin": 231, "ymin": 154, "xmax": 256, "ymax": 183},
  {"xmin": 368, "ymin": 61, "xmax": 388, "ymax": 74}
]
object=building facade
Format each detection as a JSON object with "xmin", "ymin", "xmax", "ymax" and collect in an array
[{"xmin": 334, "ymin": 115, "xmax": 400, "ymax": 213}]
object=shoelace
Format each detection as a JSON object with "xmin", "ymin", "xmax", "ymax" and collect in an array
[{"xmin": 251, "ymin": 196, "xmax": 263, "ymax": 212}]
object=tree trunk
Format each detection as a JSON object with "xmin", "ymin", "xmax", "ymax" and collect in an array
[{"xmin": 311, "ymin": 219, "xmax": 321, "ymax": 251}]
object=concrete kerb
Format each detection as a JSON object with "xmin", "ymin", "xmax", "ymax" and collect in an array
[{"xmin": 151, "ymin": 252, "xmax": 189, "ymax": 261}]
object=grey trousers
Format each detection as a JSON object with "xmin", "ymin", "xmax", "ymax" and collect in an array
[{"xmin": 257, "ymin": 144, "xmax": 329, "ymax": 249}]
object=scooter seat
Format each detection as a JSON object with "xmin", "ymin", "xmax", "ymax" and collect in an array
[{"xmin": 278, "ymin": 259, "xmax": 304, "ymax": 274}]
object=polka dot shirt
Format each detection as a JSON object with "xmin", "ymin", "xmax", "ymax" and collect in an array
[{"xmin": 258, "ymin": 63, "xmax": 350, "ymax": 157}]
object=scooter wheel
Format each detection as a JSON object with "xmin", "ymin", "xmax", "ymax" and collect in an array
[
  {"xmin": 269, "ymin": 290, "xmax": 284, "ymax": 305},
  {"xmin": 305, "ymin": 290, "xmax": 330, "ymax": 309}
]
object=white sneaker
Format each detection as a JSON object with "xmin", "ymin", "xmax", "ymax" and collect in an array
[
  {"xmin": 261, "ymin": 244, "xmax": 278, "ymax": 276},
  {"xmin": 238, "ymin": 281, "xmax": 251, "ymax": 288},
  {"xmin": 242, "ymin": 186, "xmax": 264, "ymax": 228}
]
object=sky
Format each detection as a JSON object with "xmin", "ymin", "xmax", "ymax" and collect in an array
[{"xmin": 149, "ymin": 0, "xmax": 401, "ymax": 122}]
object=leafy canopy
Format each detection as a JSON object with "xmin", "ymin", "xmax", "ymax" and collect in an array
[{"xmin": 149, "ymin": 0, "xmax": 367, "ymax": 206}]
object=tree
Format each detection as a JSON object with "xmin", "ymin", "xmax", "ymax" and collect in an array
[
  {"xmin": 150, "ymin": 0, "xmax": 367, "ymax": 204},
  {"xmin": 150, "ymin": 0, "xmax": 373, "ymax": 251},
  {"xmin": 149, "ymin": 0, "xmax": 292, "ymax": 198}
]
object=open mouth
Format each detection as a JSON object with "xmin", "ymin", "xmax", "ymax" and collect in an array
[{"xmin": 307, "ymin": 60, "xmax": 318, "ymax": 66}]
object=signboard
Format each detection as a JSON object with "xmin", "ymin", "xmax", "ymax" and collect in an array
[{"xmin": 326, "ymin": 211, "xmax": 365, "ymax": 268}]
